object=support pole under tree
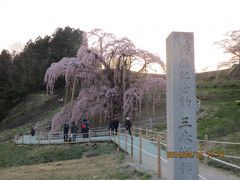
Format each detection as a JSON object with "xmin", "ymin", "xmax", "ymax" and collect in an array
[
  {"xmin": 64, "ymin": 86, "xmax": 69, "ymax": 105},
  {"xmin": 71, "ymin": 76, "xmax": 76, "ymax": 104},
  {"xmin": 110, "ymin": 129, "xmax": 112, "ymax": 141},
  {"xmin": 204, "ymin": 134, "xmax": 208, "ymax": 164},
  {"xmin": 157, "ymin": 135, "xmax": 161, "ymax": 177},
  {"xmin": 139, "ymin": 94, "xmax": 142, "ymax": 120},
  {"xmin": 139, "ymin": 128, "xmax": 142, "ymax": 164},
  {"xmin": 49, "ymin": 132, "xmax": 51, "ymax": 144},
  {"xmin": 89, "ymin": 130, "xmax": 91, "ymax": 142},
  {"xmin": 152, "ymin": 91, "xmax": 156, "ymax": 117},
  {"xmin": 38, "ymin": 131, "xmax": 40, "ymax": 145},
  {"xmin": 149, "ymin": 117, "xmax": 153, "ymax": 130},
  {"xmin": 166, "ymin": 32, "xmax": 198, "ymax": 180},
  {"xmin": 131, "ymin": 128, "xmax": 134, "ymax": 160},
  {"xmin": 122, "ymin": 61, "xmax": 126, "ymax": 121},
  {"xmin": 114, "ymin": 130, "xmax": 116, "ymax": 144},
  {"xmin": 118, "ymin": 125, "xmax": 120, "ymax": 151},
  {"xmin": 125, "ymin": 130, "xmax": 128, "ymax": 152},
  {"xmin": 146, "ymin": 127, "xmax": 148, "ymax": 137}
]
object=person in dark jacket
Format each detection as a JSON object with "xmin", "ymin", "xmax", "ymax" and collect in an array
[
  {"xmin": 63, "ymin": 121, "xmax": 69, "ymax": 142},
  {"xmin": 30, "ymin": 124, "xmax": 35, "ymax": 136},
  {"xmin": 81, "ymin": 118, "xmax": 89, "ymax": 138},
  {"xmin": 108, "ymin": 118, "xmax": 114, "ymax": 135},
  {"xmin": 124, "ymin": 117, "xmax": 132, "ymax": 136},
  {"xmin": 113, "ymin": 116, "xmax": 119, "ymax": 134},
  {"xmin": 71, "ymin": 121, "xmax": 78, "ymax": 141}
]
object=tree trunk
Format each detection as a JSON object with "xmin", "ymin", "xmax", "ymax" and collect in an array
[
  {"xmin": 64, "ymin": 86, "xmax": 69, "ymax": 105},
  {"xmin": 99, "ymin": 110, "xmax": 102, "ymax": 127},
  {"xmin": 122, "ymin": 61, "xmax": 126, "ymax": 120},
  {"xmin": 152, "ymin": 92, "xmax": 155, "ymax": 117},
  {"xmin": 139, "ymin": 94, "xmax": 142, "ymax": 120},
  {"xmin": 71, "ymin": 77, "xmax": 76, "ymax": 104}
]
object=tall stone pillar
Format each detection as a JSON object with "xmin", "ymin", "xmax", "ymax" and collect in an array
[{"xmin": 166, "ymin": 32, "xmax": 198, "ymax": 180}]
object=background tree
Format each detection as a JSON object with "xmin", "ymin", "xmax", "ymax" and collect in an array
[
  {"xmin": 0, "ymin": 50, "xmax": 13, "ymax": 120},
  {"xmin": 0, "ymin": 26, "xmax": 83, "ymax": 123},
  {"xmin": 217, "ymin": 30, "xmax": 240, "ymax": 68},
  {"xmin": 44, "ymin": 29, "xmax": 166, "ymax": 132}
]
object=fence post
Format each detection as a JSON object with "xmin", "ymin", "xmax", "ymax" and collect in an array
[
  {"xmin": 110, "ymin": 129, "xmax": 112, "ymax": 141},
  {"xmin": 204, "ymin": 134, "xmax": 208, "ymax": 164},
  {"xmin": 198, "ymin": 139, "xmax": 200, "ymax": 151},
  {"xmin": 149, "ymin": 117, "xmax": 153, "ymax": 129},
  {"xmin": 114, "ymin": 130, "xmax": 116, "ymax": 144},
  {"xmin": 22, "ymin": 135, "xmax": 24, "ymax": 144},
  {"xmin": 117, "ymin": 125, "xmax": 120, "ymax": 151},
  {"xmin": 89, "ymin": 130, "xmax": 91, "ymax": 142},
  {"xmin": 131, "ymin": 128, "xmax": 134, "ymax": 160},
  {"xmin": 139, "ymin": 128, "xmax": 142, "ymax": 164},
  {"xmin": 30, "ymin": 134, "xmax": 31, "ymax": 145},
  {"xmin": 146, "ymin": 127, "xmax": 148, "ymax": 136},
  {"xmin": 14, "ymin": 134, "xmax": 18, "ymax": 144},
  {"xmin": 125, "ymin": 130, "xmax": 128, "ymax": 152},
  {"xmin": 49, "ymin": 132, "xmax": 51, "ymax": 144},
  {"xmin": 157, "ymin": 135, "xmax": 161, "ymax": 177},
  {"xmin": 38, "ymin": 131, "xmax": 41, "ymax": 145}
]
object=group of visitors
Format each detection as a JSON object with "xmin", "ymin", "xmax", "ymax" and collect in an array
[
  {"xmin": 108, "ymin": 116, "xmax": 119, "ymax": 134},
  {"xmin": 63, "ymin": 118, "xmax": 90, "ymax": 142},
  {"xmin": 108, "ymin": 116, "xmax": 132, "ymax": 136}
]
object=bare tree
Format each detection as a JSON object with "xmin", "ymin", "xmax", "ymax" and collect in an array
[{"xmin": 216, "ymin": 30, "xmax": 240, "ymax": 68}]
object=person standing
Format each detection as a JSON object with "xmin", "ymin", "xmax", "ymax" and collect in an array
[
  {"xmin": 63, "ymin": 121, "xmax": 69, "ymax": 142},
  {"xmin": 108, "ymin": 118, "xmax": 114, "ymax": 135},
  {"xmin": 124, "ymin": 117, "xmax": 132, "ymax": 136},
  {"xmin": 81, "ymin": 118, "xmax": 89, "ymax": 138},
  {"xmin": 30, "ymin": 124, "xmax": 35, "ymax": 136},
  {"xmin": 113, "ymin": 116, "xmax": 119, "ymax": 134},
  {"xmin": 71, "ymin": 121, "xmax": 78, "ymax": 141}
]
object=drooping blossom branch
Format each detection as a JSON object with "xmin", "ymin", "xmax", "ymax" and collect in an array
[{"xmin": 44, "ymin": 29, "xmax": 166, "ymax": 132}]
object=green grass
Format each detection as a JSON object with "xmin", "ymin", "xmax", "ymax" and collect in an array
[
  {"xmin": 196, "ymin": 86, "xmax": 240, "ymax": 171},
  {"xmin": 0, "ymin": 142, "xmax": 115, "ymax": 168},
  {"xmin": 0, "ymin": 142, "xmax": 152, "ymax": 179},
  {"xmin": 197, "ymin": 87, "xmax": 240, "ymax": 139},
  {"xmin": 108, "ymin": 165, "xmax": 151, "ymax": 180},
  {"xmin": 0, "ymin": 93, "xmax": 62, "ymax": 130},
  {"xmin": 0, "ymin": 151, "xmax": 152, "ymax": 180}
]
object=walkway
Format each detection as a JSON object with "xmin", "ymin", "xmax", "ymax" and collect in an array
[{"xmin": 15, "ymin": 129, "xmax": 239, "ymax": 180}]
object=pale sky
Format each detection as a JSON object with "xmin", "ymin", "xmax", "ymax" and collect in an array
[{"xmin": 0, "ymin": 0, "xmax": 239, "ymax": 72}]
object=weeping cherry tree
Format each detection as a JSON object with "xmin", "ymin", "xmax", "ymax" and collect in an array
[{"xmin": 44, "ymin": 29, "xmax": 166, "ymax": 132}]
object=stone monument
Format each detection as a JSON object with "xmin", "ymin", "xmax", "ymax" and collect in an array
[{"xmin": 166, "ymin": 32, "xmax": 199, "ymax": 180}]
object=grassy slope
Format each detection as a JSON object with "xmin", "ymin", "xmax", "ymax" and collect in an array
[
  {"xmin": 0, "ymin": 142, "xmax": 151, "ymax": 180},
  {"xmin": 0, "ymin": 153, "xmax": 151, "ymax": 180},
  {"xmin": 196, "ymin": 86, "xmax": 240, "ymax": 172},
  {"xmin": 0, "ymin": 142, "xmax": 115, "ymax": 168},
  {"xmin": 0, "ymin": 93, "xmax": 63, "ymax": 142},
  {"xmin": 197, "ymin": 87, "xmax": 240, "ymax": 139}
]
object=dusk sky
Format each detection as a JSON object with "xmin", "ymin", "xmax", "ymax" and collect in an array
[{"xmin": 1, "ymin": 0, "xmax": 239, "ymax": 72}]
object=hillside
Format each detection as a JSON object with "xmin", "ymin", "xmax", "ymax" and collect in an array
[{"xmin": 0, "ymin": 93, "xmax": 63, "ymax": 142}]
